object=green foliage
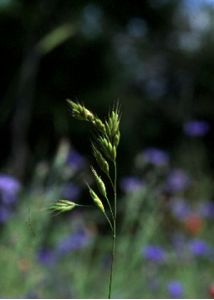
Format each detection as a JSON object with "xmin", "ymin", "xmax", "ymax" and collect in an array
[{"xmin": 0, "ymin": 141, "xmax": 214, "ymax": 298}]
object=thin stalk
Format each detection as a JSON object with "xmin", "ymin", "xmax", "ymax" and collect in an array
[
  {"xmin": 113, "ymin": 161, "xmax": 117, "ymax": 221},
  {"xmin": 105, "ymin": 195, "xmax": 115, "ymax": 222},
  {"xmin": 107, "ymin": 173, "xmax": 114, "ymax": 191},
  {"xmin": 108, "ymin": 160, "xmax": 117, "ymax": 299},
  {"xmin": 104, "ymin": 211, "xmax": 114, "ymax": 232},
  {"xmin": 108, "ymin": 227, "xmax": 116, "ymax": 299}
]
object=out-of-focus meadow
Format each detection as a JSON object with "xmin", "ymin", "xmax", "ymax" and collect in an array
[{"xmin": 1, "ymin": 0, "xmax": 214, "ymax": 298}]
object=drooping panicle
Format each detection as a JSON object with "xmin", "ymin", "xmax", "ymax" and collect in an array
[{"xmin": 91, "ymin": 166, "xmax": 107, "ymax": 198}]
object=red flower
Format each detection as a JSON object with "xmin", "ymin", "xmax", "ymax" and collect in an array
[{"xmin": 184, "ymin": 214, "xmax": 203, "ymax": 236}]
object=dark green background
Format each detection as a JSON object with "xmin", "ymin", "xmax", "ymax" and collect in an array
[{"xmin": 1, "ymin": 0, "xmax": 214, "ymax": 179}]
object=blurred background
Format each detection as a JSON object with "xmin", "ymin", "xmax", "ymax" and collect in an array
[{"xmin": 0, "ymin": 0, "xmax": 214, "ymax": 298}]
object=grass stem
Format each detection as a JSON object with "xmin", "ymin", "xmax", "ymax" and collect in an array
[{"xmin": 108, "ymin": 160, "xmax": 117, "ymax": 299}]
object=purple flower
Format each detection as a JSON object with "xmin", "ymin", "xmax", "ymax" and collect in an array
[
  {"xmin": 67, "ymin": 150, "xmax": 86, "ymax": 171},
  {"xmin": 188, "ymin": 239, "xmax": 212, "ymax": 258},
  {"xmin": 169, "ymin": 198, "xmax": 190, "ymax": 220},
  {"xmin": 0, "ymin": 174, "xmax": 21, "ymax": 204},
  {"xmin": 120, "ymin": 176, "xmax": 144, "ymax": 193},
  {"xmin": 56, "ymin": 229, "xmax": 90, "ymax": 255},
  {"xmin": 37, "ymin": 248, "xmax": 56, "ymax": 266},
  {"xmin": 167, "ymin": 281, "xmax": 183, "ymax": 298},
  {"xmin": 0, "ymin": 206, "xmax": 11, "ymax": 223},
  {"xmin": 61, "ymin": 183, "xmax": 81, "ymax": 201},
  {"xmin": 143, "ymin": 148, "xmax": 169, "ymax": 166},
  {"xmin": 183, "ymin": 120, "xmax": 209, "ymax": 137},
  {"xmin": 198, "ymin": 201, "xmax": 214, "ymax": 219},
  {"xmin": 165, "ymin": 169, "xmax": 191, "ymax": 193},
  {"xmin": 142, "ymin": 245, "xmax": 166, "ymax": 263}
]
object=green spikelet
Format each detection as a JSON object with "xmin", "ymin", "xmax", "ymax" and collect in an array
[
  {"xmin": 114, "ymin": 131, "xmax": 120, "ymax": 147},
  {"xmin": 99, "ymin": 136, "xmax": 116, "ymax": 162},
  {"xmin": 91, "ymin": 166, "xmax": 107, "ymax": 198},
  {"xmin": 88, "ymin": 186, "xmax": 105, "ymax": 214},
  {"xmin": 49, "ymin": 200, "xmax": 77, "ymax": 214},
  {"xmin": 67, "ymin": 100, "xmax": 106, "ymax": 135},
  {"xmin": 67, "ymin": 99, "xmax": 94, "ymax": 122},
  {"xmin": 105, "ymin": 108, "xmax": 120, "ymax": 147},
  {"xmin": 92, "ymin": 144, "xmax": 109, "ymax": 175},
  {"xmin": 112, "ymin": 145, "xmax": 117, "ymax": 161},
  {"xmin": 92, "ymin": 117, "xmax": 106, "ymax": 134}
]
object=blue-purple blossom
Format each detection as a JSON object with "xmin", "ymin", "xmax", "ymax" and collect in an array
[
  {"xmin": 37, "ymin": 248, "xmax": 56, "ymax": 266},
  {"xmin": 169, "ymin": 198, "xmax": 190, "ymax": 220},
  {"xmin": 67, "ymin": 150, "xmax": 86, "ymax": 171},
  {"xmin": 165, "ymin": 169, "xmax": 191, "ymax": 193},
  {"xmin": 142, "ymin": 245, "xmax": 166, "ymax": 263},
  {"xmin": 61, "ymin": 183, "xmax": 81, "ymax": 201},
  {"xmin": 56, "ymin": 229, "xmax": 90, "ymax": 255},
  {"xmin": 0, "ymin": 174, "xmax": 21, "ymax": 204},
  {"xmin": 183, "ymin": 120, "xmax": 209, "ymax": 137},
  {"xmin": 188, "ymin": 239, "xmax": 212, "ymax": 258},
  {"xmin": 120, "ymin": 176, "xmax": 144, "ymax": 193},
  {"xmin": 167, "ymin": 281, "xmax": 184, "ymax": 298},
  {"xmin": 143, "ymin": 148, "xmax": 169, "ymax": 166}
]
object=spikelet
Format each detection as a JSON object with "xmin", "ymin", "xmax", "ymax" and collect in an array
[
  {"xmin": 92, "ymin": 117, "xmax": 106, "ymax": 134},
  {"xmin": 67, "ymin": 99, "xmax": 94, "ymax": 122},
  {"xmin": 114, "ymin": 131, "xmax": 120, "ymax": 148},
  {"xmin": 105, "ymin": 108, "xmax": 120, "ymax": 147},
  {"xmin": 92, "ymin": 144, "xmax": 109, "ymax": 175},
  {"xmin": 91, "ymin": 166, "xmax": 107, "ymax": 198},
  {"xmin": 67, "ymin": 100, "xmax": 106, "ymax": 135},
  {"xmin": 99, "ymin": 136, "xmax": 116, "ymax": 161},
  {"xmin": 49, "ymin": 200, "xmax": 76, "ymax": 214},
  {"xmin": 88, "ymin": 185, "xmax": 105, "ymax": 213}
]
